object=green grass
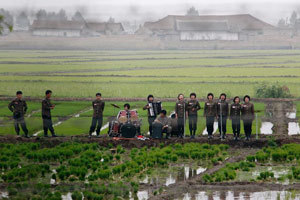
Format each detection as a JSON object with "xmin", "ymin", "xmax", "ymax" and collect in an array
[
  {"xmin": 0, "ymin": 50, "xmax": 300, "ymax": 98},
  {"xmin": 0, "ymin": 100, "xmax": 266, "ymax": 136}
]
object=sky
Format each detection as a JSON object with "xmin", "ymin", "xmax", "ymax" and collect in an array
[{"xmin": 1, "ymin": 0, "xmax": 300, "ymax": 25}]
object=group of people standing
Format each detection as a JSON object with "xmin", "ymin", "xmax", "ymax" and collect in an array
[
  {"xmin": 7, "ymin": 90, "xmax": 254, "ymax": 140},
  {"xmin": 144, "ymin": 93, "xmax": 255, "ymax": 141}
]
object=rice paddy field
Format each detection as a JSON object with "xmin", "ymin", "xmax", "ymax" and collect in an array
[
  {"xmin": 1, "ymin": 49, "xmax": 300, "ymax": 200},
  {"xmin": 0, "ymin": 50, "xmax": 300, "ymax": 98}
]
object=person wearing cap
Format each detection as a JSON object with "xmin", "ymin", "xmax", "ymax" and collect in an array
[{"xmin": 8, "ymin": 91, "xmax": 29, "ymax": 137}]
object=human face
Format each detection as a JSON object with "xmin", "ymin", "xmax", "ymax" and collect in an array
[
  {"xmin": 16, "ymin": 94, "xmax": 22, "ymax": 99},
  {"xmin": 208, "ymin": 95, "xmax": 213, "ymax": 100},
  {"xmin": 96, "ymin": 95, "xmax": 102, "ymax": 100},
  {"xmin": 46, "ymin": 93, "xmax": 52, "ymax": 98},
  {"xmin": 220, "ymin": 95, "xmax": 226, "ymax": 100},
  {"xmin": 149, "ymin": 97, "xmax": 154, "ymax": 102},
  {"xmin": 160, "ymin": 112, "xmax": 165, "ymax": 118},
  {"xmin": 178, "ymin": 95, "xmax": 184, "ymax": 101},
  {"xmin": 245, "ymin": 97, "xmax": 250, "ymax": 103},
  {"xmin": 235, "ymin": 97, "xmax": 240, "ymax": 104},
  {"xmin": 190, "ymin": 95, "xmax": 196, "ymax": 100}
]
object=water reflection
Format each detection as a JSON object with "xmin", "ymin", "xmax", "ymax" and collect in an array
[
  {"xmin": 260, "ymin": 122, "xmax": 273, "ymax": 134},
  {"xmin": 181, "ymin": 190, "xmax": 300, "ymax": 200},
  {"xmin": 288, "ymin": 122, "xmax": 300, "ymax": 135}
]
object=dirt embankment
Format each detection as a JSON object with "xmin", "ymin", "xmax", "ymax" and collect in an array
[{"xmin": 0, "ymin": 135, "xmax": 300, "ymax": 148}]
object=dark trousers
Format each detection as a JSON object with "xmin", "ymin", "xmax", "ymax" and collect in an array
[
  {"xmin": 243, "ymin": 119, "xmax": 252, "ymax": 138},
  {"xmin": 89, "ymin": 117, "xmax": 103, "ymax": 136},
  {"xmin": 14, "ymin": 117, "xmax": 28, "ymax": 136},
  {"xmin": 188, "ymin": 115, "xmax": 197, "ymax": 135},
  {"xmin": 232, "ymin": 117, "xmax": 241, "ymax": 137},
  {"xmin": 42, "ymin": 116, "xmax": 55, "ymax": 136},
  {"xmin": 218, "ymin": 115, "xmax": 227, "ymax": 136},
  {"xmin": 177, "ymin": 117, "xmax": 185, "ymax": 137},
  {"xmin": 148, "ymin": 116, "xmax": 156, "ymax": 136},
  {"xmin": 206, "ymin": 116, "xmax": 215, "ymax": 136}
]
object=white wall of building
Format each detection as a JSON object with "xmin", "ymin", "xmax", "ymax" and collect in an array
[
  {"xmin": 180, "ymin": 31, "xmax": 238, "ymax": 41},
  {"xmin": 32, "ymin": 29, "xmax": 81, "ymax": 37}
]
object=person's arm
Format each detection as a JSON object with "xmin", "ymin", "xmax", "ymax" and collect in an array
[
  {"xmin": 251, "ymin": 104, "xmax": 255, "ymax": 120},
  {"xmin": 229, "ymin": 105, "xmax": 233, "ymax": 119},
  {"xmin": 175, "ymin": 103, "xmax": 178, "ymax": 118},
  {"xmin": 203, "ymin": 103, "xmax": 207, "ymax": 117},
  {"xmin": 24, "ymin": 101, "xmax": 28, "ymax": 113},
  {"xmin": 143, "ymin": 104, "xmax": 149, "ymax": 110},
  {"xmin": 102, "ymin": 102, "xmax": 105, "ymax": 112},
  {"xmin": 8, "ymin": 101, "xmax": 14, "ymax": 112},
  {"xmin": 42, "ymin": 100, "xmax": 51, "ymax": 110},
  {"xmin": 226, "ymin": 103, "xmax": 229, "ymax": 116}
]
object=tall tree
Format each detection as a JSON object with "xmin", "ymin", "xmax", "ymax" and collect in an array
[
  {"xmin": 290, "ymin": 11, "xmax": 298, "ymax": 26},
  {"xmin": 186, "ymin": 7, "xmax": 199, "ymax": 16},
  {"xmin": 277, "ymin": 18, "xmax": 287, "ymax": 28},
  {"xmin": 36, "ymin": 9, "xmax": 47, "ymax": 20},
  {"xmin": 72, "ymin": 11, "xmax": 85, "ymax": 22},
  {"xmin": 16, "ymin": 11, "xmax": 30, "ymax": 28},
  {"xmin": 57, "ymin": 9, "xmax": 68, "ymax": 21},
  {"xmin": 0, "ymin": 15, "xmax": 13, "ymax": 35}
]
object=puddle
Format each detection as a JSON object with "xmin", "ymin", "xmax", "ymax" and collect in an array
[
  {"xmin": 180, "ymin": 190, "xmax": 300, "ymax": 200},
  {"xmin": 137, "ymin": 190, "xmax": 149, "ymax": 200},
  {"xmin": 0, "ymin": 191, "xmax": 9, "ymax": 199},
  {"xmin": 166, "ymin": 174, "xmax": 176, "ymax": 186},
  {"xmin": 260, "ymin": 122, "xmax": 273, "ymax": 134},
  {"xmin": 61, "ymin": 192, "xmax": 72, "ymax": 200},
  {"xmin": 252, "ymin": 167, "xmax": 289, "ymax": 179},
  {"xmin": 286, "ymin": 111, "xmax": 296, "ymax": 119},
  {"xmin": 288, "ymin": 122, "xmax": 300, "ymax": 135},
  {"xmin": 202, "ymin": 122, "xmax": 218, "ymax": 135}
]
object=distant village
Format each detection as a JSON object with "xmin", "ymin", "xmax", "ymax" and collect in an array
[
  {"xmin": 0, "ymin": 7, "xmax": 299, "ymax": 41},
  {"xmin": 0, "ymin": 7, "xmax": 300, "ymax": 50}
]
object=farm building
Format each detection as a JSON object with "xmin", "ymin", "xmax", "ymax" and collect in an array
[
  {"xmin": 136, "ymin": 14, "xmax": 276, "ymax": 41},
  {"xmin": 31, "ymin": 20, "xmax": 124, "ymax": 37},
  {"xmin": 31, "ymin": 20, "xmax": 85, "ymax": 37}
]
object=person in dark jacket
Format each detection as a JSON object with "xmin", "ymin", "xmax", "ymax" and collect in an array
[
  {"xmin": 42, "ymin": 90, "xmax": 57, "ymax": 137},
  {"xmin": 8, "ymin": 91, "xmax": 29, "ymax": 137},
  {"xmin": 204, "ymin": 93, "xmax": 217, "ymax": 139},
  {"xmin": 187, "ymin": 93, "xmax": 201, "ymax": 138},
  {"xmin": 241, "ymin": 95, "xmax": 255, "ymax": 141},
  {"xmin": 89, "ymin": 93, "xmax": 105, "ymax": 138},
  {"xmin": 230, "ymin": 96, "xmax": 241, "ymax": 141},
  {"xmin": 217, "ymin": 93, "xmax": 229, "ymax": 140},
  {"xmin": 143, "ymin": 95, "xmax": 161, "ymax": 136},
  {"xmin": 175, "ymin": 94, "xmax": 187, "ymax": 138}
]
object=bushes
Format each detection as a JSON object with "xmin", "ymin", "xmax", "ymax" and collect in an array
[
  {"xmin": 257, "ymin": 171, "xmax": 274, "ymax": 180},
  {"xmin": 255, "ymin": 83, "xmax": 292, "ymax": 98}
]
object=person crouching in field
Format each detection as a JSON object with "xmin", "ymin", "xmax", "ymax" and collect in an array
[
  {"xmin": 42, "ymin": 90, "xmax": 57, "ymax": 137},
  {"xmin": 217, "ymin": 93, "xmax": 229, "ymax": 140},
  {"xmin": 175, "ymin": 94, "xmax": 187, "ymax": 138},
  {"xmin": 204, "ymin": 93, "xmax": 217, "ymax": 139},
  {"xmin": 153, "ymin": 110, "xmax": 172, "ymax": 139},
  {"xmin": 241, "ymin": 95, "xmax": 255, "ymax": 141},
  {"xmin": 230, "ymin": 96, "xmax": 241, "ymax": 141},
  {"xmin": 8, "ymin": 91, "xmax": 29, "ymax": 138},
  {"xmin": 187, "ymin": 93, "xmax": 201, "ymax": 139},
  {"xmin": 89, "ymin": 93, "xmax": 105, "ymax": 138}
]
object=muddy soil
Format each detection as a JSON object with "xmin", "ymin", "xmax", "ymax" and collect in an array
[{"xmin": 0, "ymin": 134, "xmax": 299, "ymax": 148}]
